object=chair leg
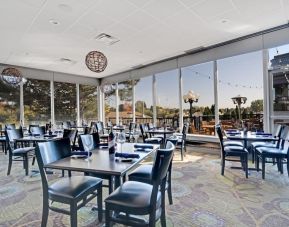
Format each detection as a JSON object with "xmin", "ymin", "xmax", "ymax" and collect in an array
[
  {"xmin": 41, "ymin": 197, "xmax": 49, "ymax": 227},
  {"xmin": 70, "ymin": 202, "xmax": 77, "ymax": 227},
  {"xmin": 262, "ymin": 157, "xmax": 266, "ymax": 180},
  {"xmin": 180, "ymin": 146, "xmax": 183, "ymax": 161},
  {"xmin": 245, "ymin": 155, "xmax": 248, "ymax": 178},
  {"xmin": 287, "ymin": 158, "xmax": 289, "ymax": 177},
  {"xmin": 68, "ymin": 170, "xmax": 72, "ymax": 177},
  {"xmin": 251, "ymin": 147, "xmax": 255, "ymax": 164},
  {"xmin": 97, "ymin": 187, "xmax": 103, "ymax": 222},
  {"xmin": 221, "ymin": 158, "xmax": 225, "ymax": 176},
  {"xmin": 256, "ymin": 154, "xmax": 259, "ymax": 172},
  {"xmin": 161, "ymin": 182, "xmax": 166, "ymax": 227},
  {"xmin": 7, "ymin": 155, "xmax": 12, "ymax": 175},
  {"xmin": 32, "ymin": 156, "xmax": 36, "ymax": 166},
  {"xmin": 105, "ymin": 208, "xmax": 111, "ymax": 227},
  {"xmin": 24, "ymin": 154, "xmax": 29, "ymax": 176}
]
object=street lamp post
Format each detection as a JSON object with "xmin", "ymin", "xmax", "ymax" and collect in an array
[
  {"xmin": 183, "ymin": 90, "xmax": 200, "ymax": 132},
  {"xmin": 231, "ymin": 95, "xmax": 247, "ymax": 120}
]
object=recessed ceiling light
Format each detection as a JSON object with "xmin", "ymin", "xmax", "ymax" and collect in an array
[
  {"xmin": 49, "ymin": 19, "xmax": 60, "ymax": 25},
  {"xmin": 221, "ymin": 19, "xmax": 228, "ymax": 24}
]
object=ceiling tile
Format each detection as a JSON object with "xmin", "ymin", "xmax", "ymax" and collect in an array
[{"xmin": 143, "ymin": 0, "xmax": 186, "ymax": 20}]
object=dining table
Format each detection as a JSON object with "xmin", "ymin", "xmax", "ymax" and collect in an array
[
  {"xmin": 225, "ymin": 130, "xmax": 278, "ymax": 149},
  {"xmin": 45, "ymin": 143, "xmax": 159, "ymax": 190},
  {"xmin": 147, "ymin": 128, "xmax": 175, "ymax": 146}
]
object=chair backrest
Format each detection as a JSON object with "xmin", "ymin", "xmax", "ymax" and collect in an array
[
  {"xmin": 62, "ymin": 129, "xmax": 78, "ymax": 150},
  {"xmin": 96, "ymin": 122, "xmax": 104, "ymax": 134},
  {"xmin": 150, "ymin": 141, "xmax": 175, "ymax": 205},
  {"xmin": 273, "ymin": 124, "xmax": 283, "ymax": 138},
  {"xmin": 5, "ymin": 124, "xmax": 16, "ymax": 130},
  {"xmin": 63, "ymin": 121, "xmax": 71, "ymax": 129},
  {"xmin": 139, "ymin": 124, "xmax": 147, "ymax": 142},
  {"xmin": 128, "ymin": 122, "xmax": 135, "ymax": 132},
  {"xmin": 36, "ymin": 138, "xmax": 72, "ymax": 192},
  {"xmin": 30, "ymin": 126, "xmax": 46, "ymax": 135},
  {"xmin": 107, "ymin": 121, "xmax": 112, "ymax": 128},
  {"xmin": 83, "ymin": 127, "xmax": 92, "ymax": 135},
  {"xmin": 6, "ymin": 128, "xmax": 23, "ymax": 142},
  {"xmin": 28, "ymin": 124, "xmax": 39, "ymax": 133},
  {"xmin": 278, "ymin": 126, "xmax": 289, "ymax": 149}
]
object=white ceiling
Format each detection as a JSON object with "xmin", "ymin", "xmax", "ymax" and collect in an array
[{"xmin": 0, "ymin": 0, "xmax": 288, "ymax": 78}]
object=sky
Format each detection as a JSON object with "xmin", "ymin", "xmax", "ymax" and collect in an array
[{"xmin": 123, "ymin": 43, "xmax": 289, "ymax": 110}]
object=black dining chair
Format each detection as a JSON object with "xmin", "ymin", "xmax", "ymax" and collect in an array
[
  {"xmin": 255, "ymin": 126, "xmax": 289, "ymax": 179},
  {"xmin": 28, "ymin": 124, "xmax": 40, "ymax": 133},
  {"xmin": 140, "ymin": 124, "xmax": 162, "ymax": 144},
  {"xmin": 216, "ymin": 124, "xmax": 249, "ymax": 178},
  {"xmin": 250, "ymin": 124, "xmax": 283, "ymax": 163},
  {"xmin": 167, "ymin": 123, "xmax": 188, "ymax": 161},
  {"xmin": 95, "ymin": 121, "xmax": 109, "ymax": 142},
  {"xmin": 129, "ymin": 141, "xmax": 175, "ymax": 205},
  {"xmin": 5, "ymin": 129, "xmax": 35, "ymax": 176},
  {"xmin": 36, "ymin": 138, "xmax": 103, "ymax": 227},
  {"xmin": 63, "ymin": 121, "xmax": 72, "ymax": 129},
  {"xmin": 0, "ymin": 124, "xmax": 7, "ymax": 154},
  {"xmin": 63, "ymin": 129, "xmax": 78, "ymax": 150},
  {"xmin": 5, "ymin": 123, "xmax": 16, "ymax": 130},
  {"xmin": 216, "ymin": 124, "xmax": 244, "ymax": 147},
  {"xmin": 30, "ymin": 126, "xmax": 46, "ymax": 136},
  {"xmin": 105, "ymin": 142, "xmax": 175, "ymax": 227},
  {"xmin": 125, "ymin": 122, "xmax": 135, "ymax": 142}
]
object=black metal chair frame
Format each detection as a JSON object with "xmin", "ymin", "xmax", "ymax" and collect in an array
[
  {"xmin": 216, "ymin": 125, "xmax": 248, "ymax": 178},
  {"xmin": 105, "ymin": 142, "xmax": 175, "ymax": 227},
  {"xmin": 36, "ymin": 138, "xmax": 103, "ymax": 227},
  {"xmin": 255, "ymin": 126, "xmax": 289, "ymax": 179},
  {"xmin": 5, "ymin": 129, "xmax": 35, "ymax": 176}
]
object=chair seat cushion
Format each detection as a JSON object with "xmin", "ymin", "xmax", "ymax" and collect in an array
[
  {"xmin": 251, "ymin": 142, "xmax": 276, "ymax": 149},
  {"xmin": 105, "ymin": 181, "xmax": 161, "ymax": 215},
  {"xmin": 48, "ymin": 176, "xmax": 102, "ymax": 203},
  {"xmin": 13, "ymin": 147, "xmax": 34, "ymax": 154},
  {"xmin": 145, "ymin": 137, "xmax": 162, "ymax": 144},
  {"xmin": 223, "ymin": 141, "xmax": 243, "ymax": 147},
  {"xmin": 129, "ymin": 164, "xmax": 152, "ymax": 184},
  {"xmin": 224, "ymin": 146, "xmax": 248, "ymax": 156},
  {"xmin": 256, "ymin": 147, "xmax": 287, "ymax": 155}
]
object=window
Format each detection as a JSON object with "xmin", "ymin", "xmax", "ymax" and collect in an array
[
  {"xmin": 218, "ymin": 51, "xmax": 263, "ymax": 130},
  {"xmin": 135, "ymin": 76, "xmax": 153, "ymax": 124},
  {"xmin": 104, "ymin": 84, "xmax": 116, "ymax": 124},
  {"xmin": 182, "ymin": 62, "xmax": 215, "ymax": 135},
  {"xmin": 54, "ymin": 82, "xmax": 77, "ymax": 124},
  {"xmin": 0, "ymin": 79, "xmax": 20, "ymax": 125},
  {"xmin": 156, "ymin": 69, "xmax": 179, "ymax": 128},
  {"xmin": 118, "ymin": 81, "xmax": 133, "ymax": 125},
  {"xmin": 23, "ymin": 78, "xmax": 51, "ymax": 125},
  {"xmin": 79, "ymin": 84, "xmax": 98, "ymax": 125}
]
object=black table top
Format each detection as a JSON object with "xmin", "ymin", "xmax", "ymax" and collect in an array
[{"xmin": 45, "ymin": 143, "xmax": 159, "ymax": 176}]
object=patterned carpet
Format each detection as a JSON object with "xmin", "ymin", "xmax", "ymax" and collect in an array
[{"xmin": 1, "ymin": 146, "xmax": 289, "ymax": 227}]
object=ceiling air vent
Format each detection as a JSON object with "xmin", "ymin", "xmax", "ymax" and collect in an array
[{"xmin": 95, "ymin": 33, "xmax": 120, "ymax": 45}]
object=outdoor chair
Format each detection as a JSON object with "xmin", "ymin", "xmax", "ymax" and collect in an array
[
  {"xmin": 36, "ymin": 138, "xmax": 103, "ymax": 227},
  {"xmin": 105, "ymin": 142, "xmax": 174, "ymax": 227},
  {"xmin": 5, "ymin": 129, "xmax": 35, "ymax": 176}
]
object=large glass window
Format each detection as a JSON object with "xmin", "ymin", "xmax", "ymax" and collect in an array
[
  {"xmin": 182, "ymin": 62, "xmax": 215, "ymax": 135},
  {"xmin": 0, "ymin": 79, "xmax": 20, "ymax": 125},
  {"xmin": 104, "ymin": 84, "xmax": 116, "ymax": 124},
  {"xmin": 79, "ymin": 84, "xmax": 98, "ymax": 125},
  {"xmin": 156, "ymin": 70, "xmax": 179, "ymax": 128},
  {"xmin": 135, "ymin": 76, "xmax": 153, "ymax": 124},
  {"xmin": 54, "ymin": 82, "xmax": 77, "ymax": 124},
  {"xmin": 268, "ymin": 44, "xmax": 289, "ymax": 127},
  {"xmin": 23, "ymin": 78, "xmax": 51, "ymax": 125},
  {"xmin": 218, "ymin": 51, "xmax": 263, "ymax": 130},
  {"xmin": 118, "ymin": 81, "xmax": 133, "ymax": 125}
]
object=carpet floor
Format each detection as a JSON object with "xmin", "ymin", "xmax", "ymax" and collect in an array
[{"xmin": 1, "ymin": 146, "xmax": 289, "ymax": 227}]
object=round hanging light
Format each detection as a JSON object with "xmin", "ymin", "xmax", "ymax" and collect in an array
[
  {"xmin": 1, "ymin": 67, "xmax": 23, "ymax": 86},
  {"xmin": 85, "ymin": 51, "xmax": 107, "ymax": 73}
]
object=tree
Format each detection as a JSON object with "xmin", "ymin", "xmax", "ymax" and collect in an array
[{"xmin": 250, "ymin": 99, "xmax": 263, "ymax": 113}]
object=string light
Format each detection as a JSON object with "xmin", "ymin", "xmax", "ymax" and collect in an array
[{"xmin": 183, "ymin": 68, "xmax": 263, "ymax": 89}]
